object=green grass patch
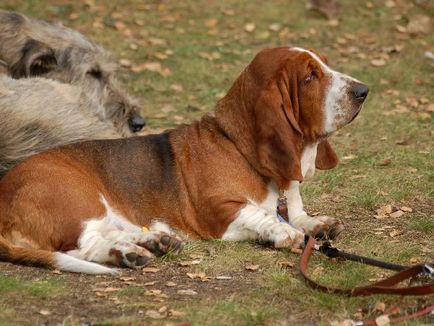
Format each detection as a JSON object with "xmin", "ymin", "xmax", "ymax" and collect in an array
[{"xmin": 0, "ymin": 276, "xmax": 64, "ymax": 299}]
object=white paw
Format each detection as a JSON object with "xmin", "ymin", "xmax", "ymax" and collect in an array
[{"xmin": 269, "ymin": 223, "xmax": 305, "ymax": 249}]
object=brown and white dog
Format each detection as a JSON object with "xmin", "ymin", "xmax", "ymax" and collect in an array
[{"xmin": 0, "ymin": 47, "xmax": 368, "ymax": 274}]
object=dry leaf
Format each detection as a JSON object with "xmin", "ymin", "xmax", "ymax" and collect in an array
[
  {"xmin": 145, "ymin": 289, "xmax": 162, "ymax": 296},
  {"xmin": 268, "ymin": 23, "xmax": 281, "ymax": 32},
  {"xmin": 278, "ymin": 261, "xmax": 294, "ymax": 269},
  {"xmin": 215, "ymin": 275, "xmax": 232, "ymax": 280},
  {"xmin": 375, "ymin": 315, "xmax": 390, "ymax": 326},
  {"xmin": 165, "ymin": 281, "xmax": 177, "ymax": 287},
  {"xmin": 389, "ymin": 229, "xmax": 403, "ymax": 237},
  {"xmin": 145, "ymin": 310, "xmax": 165, "ymax": 319},
  {"xmin": 245, "ymin": 264, "xmax": 260, "ymax": 271},
  {"xmin": 179, "ymin": 260, "xmax": 201, "ymax": 266},
  {"xmin": 144, "ymin": 281, "xmax": 158, "ymax": 286},
  {"xmin": 148, "ymin": 37, "xmax": 167, "ymax": 46},
  {"xmin": 39, "ymin": 309, "xmax": 51, "ymax": 316},
  {"xmin": 371, "ymin": 59, "xmax": 386, "ymax": 67},
  {"xmin": 119, "ymin": 276, "xmax": 136, "ymax": 282},
  {"xmin": 377, "ymin": 158, "xmax": 392, "ymax": 166},
  {"xmin": 306, "ymin": 0, "xmax": 341, "ymax": 20},
  {"xmin": 142, "ymin": 267, "xmax": 160, "ymax": 273},
  {"xmin": 406, "ymin": 14, "xmax": 433, "ymax": 35},
  {"xmin": 400, "ymin": 206, "xmax": 412, "ymax": 212},
  {"xmin": 119, "ymin": 59, "xmax": 132, "ymax": 68},
  {"xmin": 186, "ymin": 272, "xmax": 210, "ymax": 281},
  {"xmin": 244, "ymin": 23, "xmax": 255, "ymax": 32},
  {"xmin": 330, "ymin": 320, "xmax": 354, "ymax": 326},
  {"xmin": 170, "ymin": 84, "xmax": 184, "ymax": 92},
  {"xmin": 177, "ymin": 289, "xmax": 198, "ymax": 296},
  {"xmin": 169, "ymin": 309, "xmax": 186, "ymax": 317},
  {"xmin": 205, "ymin": 18, "xmax": 218, "ymax": 28},
  {"xmin": 389, "ymin": 210, "xmax": 404, "ymax": 218},
  {"xmin": 375, "ymin": 301, "xmax": 386, "ymax": 312},
  {"xmin": 291, "ymin": 248, "xmax": 303, "ymax": 254}
]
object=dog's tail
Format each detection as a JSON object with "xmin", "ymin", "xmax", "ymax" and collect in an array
[{"xmin": 0, "ymin": 234, "xmax": 115, "ymax": 274}]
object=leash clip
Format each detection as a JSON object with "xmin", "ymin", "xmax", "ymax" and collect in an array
[{"xmin": 421, "ymin": 264, "xmax": 434, "ymax": 279}]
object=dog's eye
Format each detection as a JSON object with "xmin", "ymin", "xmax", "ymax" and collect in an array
[
  {"xmin": 305, "ymin": 72, "xmax": 317, "ymax": 84},
  {"xmin": 87, "ymin": 69, "xmax": 102, "ymax": 80}
]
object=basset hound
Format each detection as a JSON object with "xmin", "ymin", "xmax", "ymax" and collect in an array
[{"xmin": 0, "ymin": 47, "xmax": 368, "ymax": 274}]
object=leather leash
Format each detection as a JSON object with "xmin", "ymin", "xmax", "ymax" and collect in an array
[
  {"xmin": 275, "ymin": 191, "xmax": 434, "ymax": 324},
  {"xmin": 300, "ymin": 236, "xmax": 434, "ymax": 324}
]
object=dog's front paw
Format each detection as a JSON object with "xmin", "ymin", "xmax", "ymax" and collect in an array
[
  {"xmin": 138, "ymin": 232, "xmax": 184, "ymax": 257},
  {"xmin": 270, "ymin": 223, "xmax": 305, "ymax": 249},
  {"xmin": 309, "ymin": 216, "xmax": 344, "ymax": 240}
]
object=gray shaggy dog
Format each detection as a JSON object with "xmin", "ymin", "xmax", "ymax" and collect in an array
[
  {"xmin": 0, "ymin": 10, "xmax": 146, "ymax": 135},
  {"xmin": 0, "ymin": 76, "xmax": 122, "ymax": 178}
]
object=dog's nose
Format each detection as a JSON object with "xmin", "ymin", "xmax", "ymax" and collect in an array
[
  {"xmin": 128, "ymin": 115, "xmax": 146, "ymax": 132},
  {"xmin": 351, "ymin": 83, "xmax": 369, "ymax": 103}
]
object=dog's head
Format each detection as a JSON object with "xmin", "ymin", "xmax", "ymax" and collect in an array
[
  {"xmin": 0, "ymin": 10, "xmax": 145, "ymax": 135},
  {"xmin": 216, "ymin": 46, "xmax": 368, "ymax": 189}
]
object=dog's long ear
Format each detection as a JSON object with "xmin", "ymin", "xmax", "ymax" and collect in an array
[
  {"xmin": 255, "ymin": 75, "xmax": 303, "ymax": 189},
  {"xmin": 315, "ymin": 139, "xmax": 339, "ymax": 170},
  {"xmin": 10, "ymin": 39, "xmax": 57, "ymax": 78}
]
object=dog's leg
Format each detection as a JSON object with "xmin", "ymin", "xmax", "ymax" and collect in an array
[
  {"xmin": 66, "ymin": 200, "xmax": 183, "ymax": 268},
  {"xmin": 222, "ymin": 203, "xmax": 305, "ymax": 249},
  {"xmin": 285, "ymin": 181, "xmax": 344, "ymax": 239}
]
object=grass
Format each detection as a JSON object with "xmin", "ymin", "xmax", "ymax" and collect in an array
[
  {"xmin": 0, "ymin": 0, "xmax": 433, "ymax": 325},
  {"xmin": 0, "ymin": 276, "xmax": 64, "ymax": 299}
]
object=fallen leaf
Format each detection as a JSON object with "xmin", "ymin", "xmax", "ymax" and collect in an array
[
  {"xmin": 119, "ymin": 59, "xmax": 132, "ymax": 68},
  {"xmin": 215, "ymin": 275, "xmax": 232, "ymax": 280},
  {"xmin": 119, "ymin": 276, "xmax": 136, "ymax": 282},
  {"xmin": 148, "ymin": 37, "xmax": 167, "ymax": 46},
  {"xmin": 375, "ymin": 204, "xmax": 392, "ymax": 219},
  {"xmin": 143, "ymin": 267, "xmax": 161, "ymax": 273},
  {"xmin": 39, "ymin": 309, "xmax": 51, "ymax": 316},
  {"xmin": 145, "ymin": 310, "xmax": 165, "ymax": 319},
  {"xmin": 177, "ymin": 289, "xmax": 198, "ymax": 296},
  {"xmin": 179, "ymin": 260, "xmax": 201, "ymax": 267},
  {"xmin": 170, "ymin": 84, "xmax": 184, "ymax": 92},
  {"xmin": 278, "ymin": 261, "xmax": 294, "ymax": 269},
  {"xmin": 144, "ymin": 281, "xmax": 158, "ymax": 286},
  {"xmin": 204, "ymin": 18, "xmax": 218, "ymax": 28},
  {"xmin": 371, "ymin": 59, "xmax": 386, "ymax": 67},
  {"xmin": 245, "ymin": 264, "xmax": 260, "ymax": 271},
  {"xmin": 165, "ymin": 281, "xmax": 177, "ymax": 287},
  {"xmin": 187, "ymin": 272, "xmax": 210, "ymax": 281},
  {"xmin": 395, "ymin": 139, "xmax": 409, "ymax": 145},
  {"xmin": 290, "ymin": 248, "xmax": 303, "ymax": 255},
  {"xmin": 400, "ymin": 206, "xmax": 412, "ymax": 212},
  {"xmin": 158, "ymin": 306, "xmax": 168, "ymax": 313},
  {"xmin": 145, "ymin": 289, "xmax": 162, "ymax": 296},
  {"xmin": 169, "ymin": 309, "xmax": 186, "ymax": 317},
  {"xmin": 377, "ymin": 158, "xmax": 392, "ymax": 166},
  {"xmin": 375, "ymin": 301, "xmax": 386, "ymax": 312},
  {"xmin": 244, "ymin": 23, "xmax": 255, "ymax": 33},
  {"xmin": 389, "ymin": 210, "xmax": 404, "ymax": 218},
  {"xmin": 330, "ymin": 320, "xmax": 354, "ymax": 326},
  {"xmin": 268, "ymin": 23, "xmax": 281, "ymax": 32},
  {"xmin": 306, "ymin": 0, "xmax": 341, "ymax": 20},
  {"xmin": 389, "ymin": 229, "xmax": 403, "ymax": 237},
  {"xmin": 406, "ymin": 14, "xmax": 433, "ymax": 35},
  {"xmin": 375, "ymin": 315, "xmax": 390, "ymax": 326}
]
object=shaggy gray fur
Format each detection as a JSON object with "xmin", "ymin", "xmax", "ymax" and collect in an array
[
  {"xmin": 0, "ymin": 76, "xmax": 121, "ymax": 177},
  {"xmin": 0, "ymin": 10, "xmax": 145, "ymax": 136}
]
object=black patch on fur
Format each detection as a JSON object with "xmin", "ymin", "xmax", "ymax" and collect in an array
[{"xmin": 11, "ymin": 39, "xmax": 57, "ymax": 78}]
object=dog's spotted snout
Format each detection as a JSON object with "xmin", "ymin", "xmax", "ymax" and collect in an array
[
  {"xmin": 128, "ymin": 114, "xmax": 146, "ymax": 132},
  {"xmin": 351, "ymin": 83, "xmax": 369, "ymax": 103}
]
